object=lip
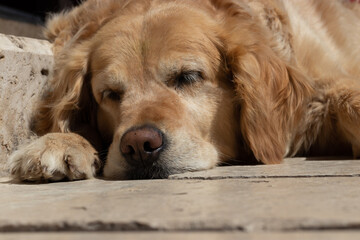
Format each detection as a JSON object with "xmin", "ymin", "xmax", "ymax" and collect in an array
[{"xmin": 125, "ymin": 164, "xmax": 171, "ymax": 179}]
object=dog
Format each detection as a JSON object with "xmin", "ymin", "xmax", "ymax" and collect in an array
[{"xmin": 8, "ymin": 0, "xmax": 360, "ymax": 181}]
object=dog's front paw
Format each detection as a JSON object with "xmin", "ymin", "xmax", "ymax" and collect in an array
[{"xmin": 8, "ymin": 133, "xmax": 101, "ymax": 182}]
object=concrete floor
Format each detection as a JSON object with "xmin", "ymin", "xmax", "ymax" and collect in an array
[{"xmin": 1, "ymin": 158, "xmax": 360, "ymax": 239}]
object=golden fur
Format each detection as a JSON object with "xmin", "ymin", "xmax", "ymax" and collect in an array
[{"xmin": 8, "ymin": 0, "xmax": 360, "ymax": 180}]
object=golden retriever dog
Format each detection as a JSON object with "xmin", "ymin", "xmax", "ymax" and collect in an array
[{"xmin": 8, "ymin": 0, "xmax": 360, "ymax": 181}]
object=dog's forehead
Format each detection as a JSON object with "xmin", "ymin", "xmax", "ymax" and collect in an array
[{"xmin": 90, "ymin": 1, "xmax": 221, "ymax": 80}]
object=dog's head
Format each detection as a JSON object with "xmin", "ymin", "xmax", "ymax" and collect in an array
[{"xmin": 36, "ymin": 0, "xmax": 312, "ymax": 179}]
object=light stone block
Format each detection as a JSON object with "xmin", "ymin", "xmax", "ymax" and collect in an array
[{"xmin": 0, "ymin": 33, "xmax": 53, "ymax": 176}]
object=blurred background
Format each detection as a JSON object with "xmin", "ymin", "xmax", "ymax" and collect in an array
[{"xmin": 0, "ymin": 0, "xmax": 80, "ymax": 39}]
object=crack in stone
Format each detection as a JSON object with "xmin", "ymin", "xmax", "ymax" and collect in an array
[
  {"xmin": 2, "ymin": 221, "xmax": 360, "ymax": 233},
  {"xmin": 169, "ymin": 174, "xmax": 360, "ymax": 180},
  {"xmin": 0, "ymin": 221, "xmax": 157, "ymax": 232},
  {"xmin": 283, "ymin": 223, "xmax": 360, "ymax": 231},
  {"xmin": 0, "ymin": 141, "xmax": 11, "ymax": 152},
  {"xmin": 0, "ymin": 221, "xmax": 249, "ymax": 233}
]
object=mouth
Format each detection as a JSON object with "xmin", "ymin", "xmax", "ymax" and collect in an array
[{"xmin": 125, "ymin": 164, "xmax": 173, "ymax": 179}]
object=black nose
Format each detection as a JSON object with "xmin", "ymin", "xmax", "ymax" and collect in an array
[{"xmin": 120, "ymin": 125, "xmax": 164, "ymax": 167}]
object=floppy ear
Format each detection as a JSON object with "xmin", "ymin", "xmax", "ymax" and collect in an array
[
  {"xmin": 33, "ymin": 0, "xmax": 123, "ymax": 135},
  {"xmin": 33, "ymin": 39, "xmax": 93, "ymax": 135},
  {"xmin": 214, "ymin": 0, "xmax": 313, "ymax": 164},
  {"xmin": 230, "ymin": 47, "xmax": 313, "ymax": 164}
]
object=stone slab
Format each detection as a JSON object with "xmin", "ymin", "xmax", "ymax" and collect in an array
[
  {"xmin": 1, "ymin": 176, "xmax": 360, "ymax": 232},
  {"xmin": 1, "ymin": 232, "xmax": 360, "ymax": 240},
  {"xmin": 0, "ymin": 33, "xmax": 53, "ymax": 176},
  {"xmin": 170, "ymin": 158, "xmax": 360, "ymax": 179}
]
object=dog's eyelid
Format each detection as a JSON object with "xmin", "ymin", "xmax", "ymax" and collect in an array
[
  {"xmin": 184, "ymin": 70, "xmax": 204, "ymax": 78},
  {"xmin": 102, "ymin": 89, "xmax": 122, "ymax": 101},
  {"xmin": 175, "ymin": 70, "xmax": 204, "ymax": 86}
]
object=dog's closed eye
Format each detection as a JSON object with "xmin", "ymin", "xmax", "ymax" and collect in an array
[
  {"xmin": 174, "ymin": 70, "xmax": 204, "ymax": 89},
  {"xmin": 102, "ymin": 89, "xmax": 122, "ymax": 101}
]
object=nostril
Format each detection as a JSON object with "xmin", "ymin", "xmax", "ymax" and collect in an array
[
  {"xmin": 143, "ymin": 140, "xmax": 162, "ymax": 152},
  {"xmin": 127, "ymin": 145, "xmax": 135, "ymax": 155},
  {"xmin": 144, "ymin": 141, "xmax": 152, "ymax": 152},
  {"xmin": 121, "ymin": 143, "xmax": 136, "ymax": 155}
]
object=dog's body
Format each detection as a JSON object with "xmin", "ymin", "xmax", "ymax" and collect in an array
[{"xmin": 8, "ymin": 0, "xmax": 360, "ymax": 181}]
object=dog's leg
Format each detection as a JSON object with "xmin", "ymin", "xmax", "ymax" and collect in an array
[
  {"xmin": 8, "ymin": 133, "xmax": 101, "ymax": 182},
  {"xmin": 329, "ymin": 78, "xmax": 360, "ymax": 157}
]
